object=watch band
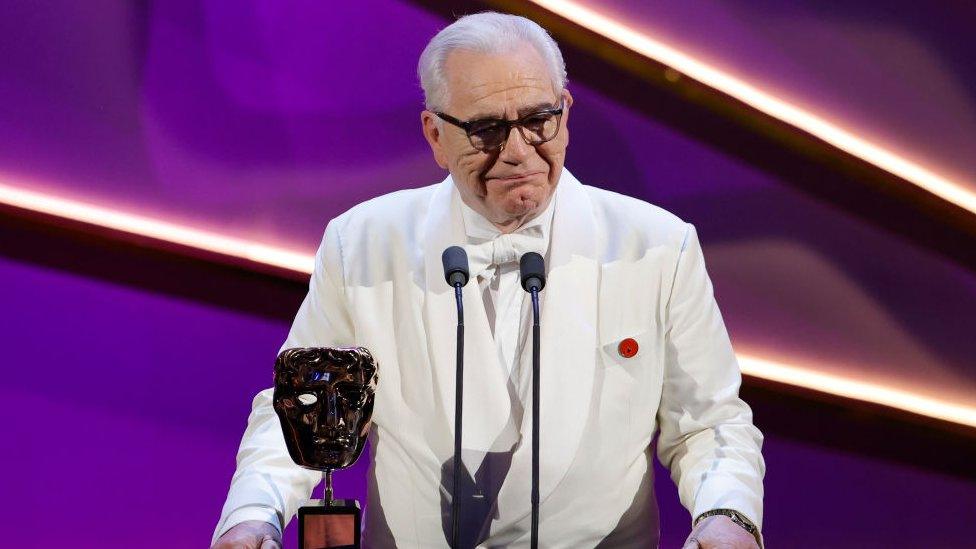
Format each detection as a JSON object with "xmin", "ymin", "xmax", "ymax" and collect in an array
[{"xmin": 693, "ymin": 508, "xmax": 762, "ymax": 547}]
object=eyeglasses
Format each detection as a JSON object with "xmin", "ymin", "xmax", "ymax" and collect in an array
[{"xmin": 433, "ymin": 101, "xmax": 564, "ymax": 153}]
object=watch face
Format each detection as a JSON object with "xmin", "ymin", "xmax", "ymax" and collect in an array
[
  {"xmin": 697, "ymin": 509, "xmax": 756, "ymax": 533},
  {"xmin": 700, "ymin": 510, "xmax": 761, "ymax": 547},
  {"xmin": 731, "ymin": 514, "xmax": 756, "ymax": 533}
]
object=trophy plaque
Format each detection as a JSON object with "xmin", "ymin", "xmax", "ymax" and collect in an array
[{"xmin": 273, "ymin": 347, "xmax": 379, "ymax": 549}]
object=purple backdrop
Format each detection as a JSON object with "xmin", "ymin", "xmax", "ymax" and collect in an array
[
  {"xmin": 586, "ymin": 0, "xmax": 976, "ymax": 188},
  {"xmin": 1, "ymin": 0, "xmax": 974, "ymax": 547}
]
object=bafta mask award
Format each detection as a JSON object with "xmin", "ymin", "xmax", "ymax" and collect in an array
[{"xmin": 273, "ymin": 347, "xmax": 379, "ymax": 549}]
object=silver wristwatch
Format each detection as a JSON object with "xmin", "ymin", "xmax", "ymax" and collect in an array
[{"xmin": 693, "ymin": 508, "xmax": 762, "ymax": 547}]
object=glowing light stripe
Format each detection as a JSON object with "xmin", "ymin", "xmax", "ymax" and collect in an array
[
  {"xmin": 528, "ymin": 0, "xmax": 976, "ymax": 215},
  {"xmin": 1, "ymin": 180, "xmax": 972, "ymax": 428},
  {"xmin": 0, "ymin": 181, "xmax": 315, "ymax": 274},
  {"xmin": 739, "ymin": 354, "xmax": 976, "ymax": 428}
]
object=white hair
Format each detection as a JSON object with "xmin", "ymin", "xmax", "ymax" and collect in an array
[{"xmin": 417, "ymin": 11, "xmax": 568, "ymax": 111}]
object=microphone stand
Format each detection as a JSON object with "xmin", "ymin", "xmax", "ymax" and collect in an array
[
  {"xmin": 520, "ymin": 250, "xmax": 546, "ymax": 549},
  {"xmin": 452, "ymin": 282, "xmax": 464, "ymax": 549},
  {"xmin": 530, "ymin": 286, "xmax": 541, "ymax": 549},
  {"xmin": 442, "ymin": 245, "xmax": 469, "ymax": 549}
]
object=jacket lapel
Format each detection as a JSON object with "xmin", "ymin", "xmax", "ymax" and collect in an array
[
  {"xmin": 421, "ymin": 175, "xmax": 521, "ymax": 469},
  {"xmin": 488, "ymin": 168, "xmax": 600, "ymax": 534}
]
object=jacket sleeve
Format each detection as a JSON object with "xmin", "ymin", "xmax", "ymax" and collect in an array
[
  {"xmin": 212, "ymin": 219, "xmax": 357, "ymax": 544},
  {"xmin": 655, "ymin": 223, "xmax": 766, "ymax": 531}
]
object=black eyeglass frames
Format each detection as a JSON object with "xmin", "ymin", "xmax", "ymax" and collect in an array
[{"xmin": 433, "ymin": 101, "xmax": 564, "ymax": 152}]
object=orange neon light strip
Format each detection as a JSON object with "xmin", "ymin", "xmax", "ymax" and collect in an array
[
  {"xmin": 738, "ymin": 354, "xmax": 976, "ymax": 428},
  {"xmin": 0, "ymin": 181, "xmax": 314, "ymax": 274},
  {"xmin": 2, "ymin": 180, "xmax": 974, "ymax": 428},
  {"xmin": 528, "ymin": 0, "xmax": 976, "ymax": 215}
]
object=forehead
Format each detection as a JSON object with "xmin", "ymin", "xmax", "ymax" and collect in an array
[{"xmin": 442, "ymin": 42, "xmax": 556, "ymax": 116}]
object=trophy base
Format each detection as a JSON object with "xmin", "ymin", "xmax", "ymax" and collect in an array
[{"xmin": 298, "ymin": 499, "xmax": 361, "ymax": 549}]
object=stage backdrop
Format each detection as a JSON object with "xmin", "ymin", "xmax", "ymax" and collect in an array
[{"xmin": 1, "ymin": 1, "xmax": 974, "ymax": 547}]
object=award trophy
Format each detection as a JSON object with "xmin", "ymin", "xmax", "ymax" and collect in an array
[{"xmin": 273, "ymin": 347, "xmax": 379, "ymax": 549}]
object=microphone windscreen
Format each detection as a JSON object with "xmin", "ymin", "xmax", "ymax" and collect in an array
[
  {"xmin": 519, "ymin": 252, "xmax": 546, "ymax": 291},
  {"xmin": 441, "ymin": 246, "xmax": 470, "ymax": 287}
]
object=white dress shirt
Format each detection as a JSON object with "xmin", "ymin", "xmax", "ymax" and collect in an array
[
  {"xmin": 459, "ymin": 191, "xmax": 557, "ymax": 377},
  {"xmin": 452, "ymin": 189, "xmax": 557, "ymax": 540}
]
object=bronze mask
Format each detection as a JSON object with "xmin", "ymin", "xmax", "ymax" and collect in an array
[{"xmin": 273, "ymin": 347, "xmax": 379, "ymax": 471}]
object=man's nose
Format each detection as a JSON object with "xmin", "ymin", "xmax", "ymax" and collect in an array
[{"xmin": 498, "ymin": 125, "xmax": 531, "ymax": 163}]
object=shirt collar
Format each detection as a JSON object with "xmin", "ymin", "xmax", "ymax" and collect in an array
[{"xmin": 457, "ymin": 183, "xmax": 558, "ymax": 246}]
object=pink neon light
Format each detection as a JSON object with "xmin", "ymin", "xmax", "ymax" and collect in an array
[
  {"xmin": 528, "ymin": 0, "xmax": 976, "ymax": 215},
  {"xmin": 0, "ymin": 180, "xmax": 314, "ymax": 274}
]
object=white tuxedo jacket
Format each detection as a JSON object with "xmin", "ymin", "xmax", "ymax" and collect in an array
[{"xmin": 213, "ymin": 168, "xmax": 764, "ymax": 548}]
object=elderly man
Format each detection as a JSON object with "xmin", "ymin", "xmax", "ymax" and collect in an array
[{"xmin": 213, "ymin": 11, "xmax": 764, "ymax": 549}]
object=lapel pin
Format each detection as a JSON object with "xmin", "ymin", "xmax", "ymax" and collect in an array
[{"xmin": 618, "ymin": 338, "xmax": 639, "ymax": 358}]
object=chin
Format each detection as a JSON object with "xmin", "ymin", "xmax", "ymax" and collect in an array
[
  {"xmin": 496, "ymin": 197, "xmax": 535, "ymax": 217},
  {"xmin": 513, "ymin": 190, "xmax": 549, "ymax": 213},
  {"xmin": 509, "ymin": 200, "xmax": 540, "ymax": 216}
]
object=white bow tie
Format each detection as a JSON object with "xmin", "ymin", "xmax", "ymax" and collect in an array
[{"xmin": 465, "ymin": 228, "xmax": 545, "ymax": 281}]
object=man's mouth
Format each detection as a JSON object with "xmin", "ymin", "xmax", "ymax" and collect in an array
[{"xmin": 489, "ymin": 171, "xmax": 543, "ymax": 182}]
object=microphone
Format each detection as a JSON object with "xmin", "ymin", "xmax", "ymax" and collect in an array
[
  {"xmin": 520, "ymin": 252, "xmax": 546, "ymax": 292},
  {"xmin": 442, "ymin": 246, "xmax": 470, "ymax": 287},
  {"xmin": 519, "ymin": 252, "xmax": 546, "ymax": 549},
  {"xmin": 441, "ymin": 246, "xmax": 468, "ymax": 549}
]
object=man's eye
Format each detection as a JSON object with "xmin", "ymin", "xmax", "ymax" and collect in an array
[
  {"xmin": 523, "ymin": 114, "xmax": 551, "ymax": 130},
  {"xmin": 471, "ymin": 124, "xmax": 502, "ymax": 136}
]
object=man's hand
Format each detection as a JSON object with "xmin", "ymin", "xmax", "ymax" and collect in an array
[
  {"xmin": 212, "ymin": 520, "xmax": 282, "ymax": 549},
  {"xmin": 682, "ymin": 515, "xmax": 760, "ymax": 549}
]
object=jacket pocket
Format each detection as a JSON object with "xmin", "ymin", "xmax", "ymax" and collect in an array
[{"xmin": 599, "ymin": 328, "xmax": 651, "ymax": 369}]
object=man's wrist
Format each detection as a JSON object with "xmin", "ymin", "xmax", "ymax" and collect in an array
[
  {"xmin": 693, "ymin": 508, "xmax": 762, "ymax": 547},
  {"xmin": 214, "ymin": 505, "xmax": 283, "ymax": 545}
]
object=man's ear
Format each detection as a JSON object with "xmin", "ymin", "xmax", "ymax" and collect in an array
[
  {"xmin": 561, "ymin": 88, "xmax": 574, "ymax": 117},
  {"xmin": 420, "ymin": 111, "xmax": 449, "ymax": 169},
  {"xmin": 554, "ymin": 87, "xmax": 574, "ymax": 147}
]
